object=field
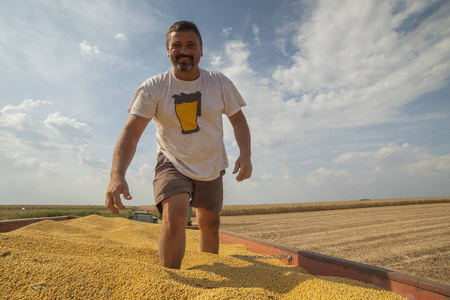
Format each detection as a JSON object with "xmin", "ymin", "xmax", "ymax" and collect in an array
[
  {"xmin": 216, "ymin": 202, "xmax": 450, "ymax": 286},
  {"xmin": 2, "ymin": 197, "xmax": 448, "ymax": 220}
]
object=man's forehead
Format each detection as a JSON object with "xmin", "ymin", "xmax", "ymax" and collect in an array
[{"xmin": 168, "ymin": 30, "xmax": 201, "ymax": 44}]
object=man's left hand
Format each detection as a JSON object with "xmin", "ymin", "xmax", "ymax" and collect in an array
[{"xmin": 232, "ymin": 155, "xmax": 252, "ymax": 181}]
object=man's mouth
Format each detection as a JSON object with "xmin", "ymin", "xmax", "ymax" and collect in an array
[
  {"xmin": 176, "ymin": 55, "xmax": 193, "ymax": 62},
  {"xmin": 175, "ymin": 55, "xmax": 195, "ymax": 72}
]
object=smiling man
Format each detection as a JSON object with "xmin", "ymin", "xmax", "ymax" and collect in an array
[{"xmin": 105, "ymin": 21, "xmax": 252, "ymax": 269}]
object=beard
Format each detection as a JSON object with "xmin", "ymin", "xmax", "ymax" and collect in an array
[{"xmin": 175, "ymin": 55, "xmax": 195, "ymax": 72}]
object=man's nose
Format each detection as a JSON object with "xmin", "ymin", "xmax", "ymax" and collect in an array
[{"xmin": 180, "ymin": 45, "xmax": 190, "ymax": 53}]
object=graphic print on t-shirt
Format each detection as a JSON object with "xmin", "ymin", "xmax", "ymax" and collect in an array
[{"xmin": 173, "ymin": 91, "xmax": 202, "ymax": 134}]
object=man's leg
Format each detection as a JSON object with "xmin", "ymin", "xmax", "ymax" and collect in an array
[
  {"xmin": 158, "ymin": 193, "xmax": 190, "ymax": 269},
  {"xmin": 196, "ymin": 207, "xmax": 220, "ymax": 254}
]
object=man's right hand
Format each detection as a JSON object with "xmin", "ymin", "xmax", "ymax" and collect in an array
[
  {"xmin": 105, "ymin": 177, "xmax": 132, "ymax": 216},
  {"xmin": 105, "ymin": 115, "xmax": 151, "ymax": 216}
]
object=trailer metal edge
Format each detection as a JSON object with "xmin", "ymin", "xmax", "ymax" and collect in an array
[{"xmin": 219, "ymin": 230, "xmax": 450, "ymax": 300}]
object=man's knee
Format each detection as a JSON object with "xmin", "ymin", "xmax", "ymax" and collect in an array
[
  {"xmin": 161, "ymin": 193, "xmax": 190, "ymax": 232},
  {"xmin": 196, "ymin": 208, "xmax": 220, "ymax": 231},
  {"xmin": 162, "ymin": 212, "xmax": 188, "ymax": 233}
]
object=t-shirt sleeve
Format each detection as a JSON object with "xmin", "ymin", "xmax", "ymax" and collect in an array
[
  {"xmin": 127, "ymin": 84, "xmax": 157, "ymax": 119},
  {"xmin": 221, "ymin": 75, "xmax": 246, "ymax": 117}
]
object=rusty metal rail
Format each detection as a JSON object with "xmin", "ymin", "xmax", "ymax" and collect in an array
[
  {"xmin": 0, "ymin": 216, "xmax": 78, "ymax": 233},
  {"xmin": 219, "ymin": 230, "xmax": 450, "ymax": 300}
]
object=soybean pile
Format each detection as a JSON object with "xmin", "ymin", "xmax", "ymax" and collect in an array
[{"xmin": 0, "ymin": 215, "xmax": 406, "ymax": 299}]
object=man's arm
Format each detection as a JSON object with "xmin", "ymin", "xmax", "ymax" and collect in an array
[
  {"xmin": 105, "ymin": 114, "xmax": 151, "ymax": 215},
  {"xmin": 228, "ymin": 110, "xmax": 252, "ymax": 181}
]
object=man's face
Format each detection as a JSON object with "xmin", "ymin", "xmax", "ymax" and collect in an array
[{"xmin": 167, "ymin": 30, "xmax": 203, "ymax": 75}]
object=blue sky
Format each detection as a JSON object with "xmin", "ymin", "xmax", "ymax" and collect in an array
[{"xmin": 1, "ymin": 0, "xmax": 449, "ymax": 206}]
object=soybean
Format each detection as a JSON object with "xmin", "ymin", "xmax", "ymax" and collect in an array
[{"xmin": 0, "ymin": 215, "xmax": 405, "ymax": 299}]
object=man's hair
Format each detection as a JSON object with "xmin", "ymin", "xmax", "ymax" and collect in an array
[{"xmin": 166, "ymin": 21, "xmax": 203, "ymax": 48}]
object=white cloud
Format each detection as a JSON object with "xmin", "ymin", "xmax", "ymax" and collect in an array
[
  {"xmin": 222, "ymin": 27, "xmax": 232, "ymax": 37},
  {"xmin": 252, "ymin": 24, "xmax": 261, "ymax": 45},
  {"xmin": 217, "ymin": 39, "xmax": 313, "ymax": 152},
  {"xmin": 44, "ymin": 112, "xmax": 93, "ymax": 141},
  {"xmin": 1, "ymin": 99, "xmax": 98, "ymax": 161},
  {"xmin": 0, "ymin": 99, "xmax": 109, "ymax": 204},
  {"xmin": 79, "ymin": 40, "xmax": 101, "ymax": 55},
  {"xmin": 1, "ymin": 112, "xmax": 33, "ymax": 131},
  {"xmin": 138, "ymin": 163, "xmax": 153, "ymax": 178},
  {"xmin": 213, "ymin": 8, "xmax": 439, "ymax": 165},
  {"xmin": 271, "ymin": 0, "xmax": 450, "ymax": 128},
  {"xmin": 1, "ymin": 99, "xmax": 54, "ymax": 116},
  {"xmin": 210, "ymin": 55, "xmax": 223, "ymax": 68},
  {"xmin": 78, "ymin": 144, "xmax": 108, "ymax": 168},
  {"xmin": 0, "ymin": 150, "xmax": 38, "ymax": 169},
  {"xmin": 1, "ymin": 1, "xmax": 449, "ymax": 206},
  {"xmin": 306, "ymin": 167, "xmax": 352, "ymax": 187},
  {"xmin": 332, "ymin": 143, "xmax": 426, "ymax": 167},
  {"xmin": 273, "ymin": 37, "xmax": 288, "ymax": 56},
  {"xmin": 261, "ymin": 173, "xmax": 276, "ymax": 181},
  {"xmin": 213, "ymin": 3, "xmax": 450, "ymax": 202},
  {"xmin": 306, "ymin": 142, "xmax": 450, "ymax": 198},
  {"xmin": 115, "ymin": 33, "xmax": 127, "ymax": 41},
  {"xmin": 281, "ymin": 169, "xmax": 293, "ymax": 180},
  {"xmin": 0, "ymin": 99, "xmax": 52, "ymax": 148},
  {"xmin": 224, "ymin": 41, "xmax": 252, "ymax": 77},
  {"xmin": 0, "ymin": 149, "xmax": 61, "ymax": 176},
  {"xmin": 39, "ymin": 161, "xmax": 62, "ymax": 176}
]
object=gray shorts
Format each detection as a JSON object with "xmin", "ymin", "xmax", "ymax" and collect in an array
[{"xmin": 153, "ymin": 152, "xmax": 225, "ymax": 214}]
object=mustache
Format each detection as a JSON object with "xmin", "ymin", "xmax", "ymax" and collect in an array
[{"xmin": 176, "ymin": 54, "xmax": 194, "ymax": 60}]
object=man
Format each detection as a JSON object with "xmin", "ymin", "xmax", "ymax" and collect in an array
[{"xmin": 105, "ymin": 21, "xmax": 252, "ymax": 269}]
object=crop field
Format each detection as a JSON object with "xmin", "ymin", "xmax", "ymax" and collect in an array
[
  {"xmin": 2, "ymin": 197, "xmax": 448, "ymax": 220},
  {"xmin": 140, "ymin": 197, "xmax": 449, "ymax": 216},
  {"xmin": 216, "ymin": 201, "xmax": 450, "ymax": 286}
]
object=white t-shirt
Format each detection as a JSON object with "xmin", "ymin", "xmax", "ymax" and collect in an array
[{"xmin": 128, "ymin": 68, "xmax": 246, "ymax": 181}]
